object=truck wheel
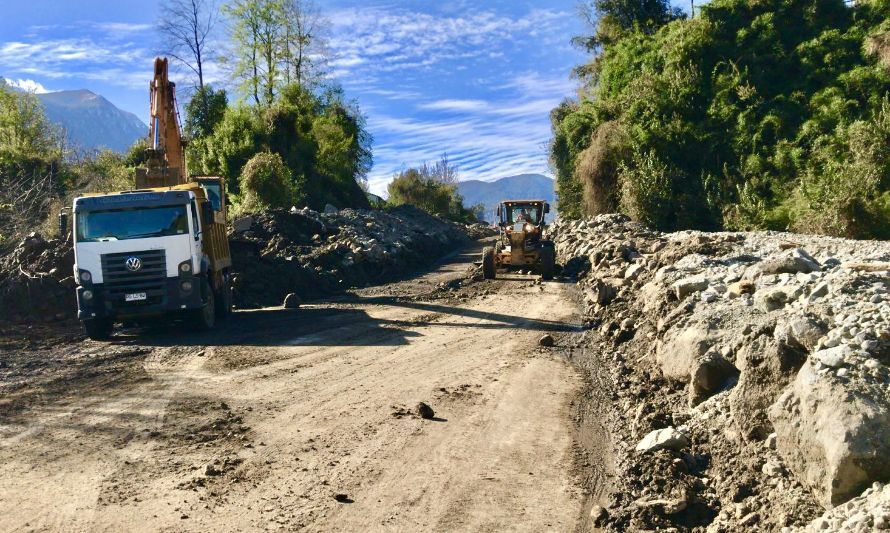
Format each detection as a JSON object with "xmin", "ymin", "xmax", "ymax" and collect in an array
[
  {"xmin": 215, "ymin": 273, "xmax": 233, "ymax": 319},
  {"xmin": 539, "ymin": 246, "xmax": 555, "ymax": 281},
  {"xmin": 83, "ymin": 318, "xmax": 113, "ymax": 340},
  {"xmin": 194, "ymin": 281, "xmax": 216, "ymax": 330},
  {"xmin": 482, "ymin": 246, "xmax": 496, "ymax": 279}
]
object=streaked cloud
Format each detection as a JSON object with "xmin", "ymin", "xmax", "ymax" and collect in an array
[
  {"xmin": 0, "ymin": 36, "xmax": 151, "ymax": 88},
  {"xmin": 418, "ymin": 99, "xmax": 489, "ymax": 112}
]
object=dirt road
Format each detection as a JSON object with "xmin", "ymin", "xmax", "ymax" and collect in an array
[{"xmin": 0, "ymin": 244, "xmax": 603, "ymax": 532}]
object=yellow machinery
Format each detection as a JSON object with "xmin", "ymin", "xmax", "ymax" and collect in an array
[{"xmin": 481, "ymin": 199, "xmax": 555, "ymax": 280}]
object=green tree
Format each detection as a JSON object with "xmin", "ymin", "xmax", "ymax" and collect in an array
[
  {"xmin": 225, "ymin": 0, "xmax": 267, "ymax": 105},
  {"xmin": 387, "ymin": 155, "xmax": 476, "ymax": 222},
  {"xmin": 278, "ymin": 0, "xmax": 329, "ymax": 87},
  {"xmin": 225, "ymin": 0, "xmax": 331, "ymax": 104},
  {"xmin": 184, "ymin": 85, "xmax": 228, "ymax": 139}
]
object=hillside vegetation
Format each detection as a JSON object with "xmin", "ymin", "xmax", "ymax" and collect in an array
[{"xmin": 551, "ymin": 0, "xmax": 890, "ymax": 239}]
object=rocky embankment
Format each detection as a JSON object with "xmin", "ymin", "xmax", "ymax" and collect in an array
[
  {"xmin": 549, "ymin": 215, "xmax": 890, "ymax": 532},
  {"xmin": 0, "ymin": 205, "xmax": 487, "ymax": 321},
  {"xmin": 228, "ymin": 204, "xmax": 480, "ymax": 308}
]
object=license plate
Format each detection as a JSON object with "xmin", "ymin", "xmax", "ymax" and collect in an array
[{"xmin": 125, "ymin": 292, "xmax": 147, "ymax": 302}]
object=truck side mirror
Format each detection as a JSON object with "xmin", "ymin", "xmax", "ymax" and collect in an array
[
  {"xmin": 58, "ymin": 211, "xmax": 68, "ymax": 237},
  {"xmin": 544, "ymin": 203, "xmax": 550, "ymax": 214},
  {"xmin": 496, "ymin": 205, "xmax": 502, "ymax": 217}
]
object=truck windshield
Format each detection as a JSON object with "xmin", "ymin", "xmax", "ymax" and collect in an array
[{"xmin": 76, "ymin": 205, "xmax": 189, "ymax": 242}]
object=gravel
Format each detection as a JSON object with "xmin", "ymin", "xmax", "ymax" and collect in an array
[{"xmin": 549, "ymin": 214, "xmax": 890, "ymax": 531}]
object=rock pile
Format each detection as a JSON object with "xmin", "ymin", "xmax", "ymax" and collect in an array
[
  {"xmin": 549, "ymin": 214, "xmax": 890, "ymax": 531},
  {"xmin": 229, "ymin": 205, "xmax": 471, "ymax": 308},
  {"xmin": 0, "ymin": 233, "xmax": 74, "ymax": 321}
]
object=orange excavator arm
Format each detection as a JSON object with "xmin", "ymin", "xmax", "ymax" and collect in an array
[{"xmin": 136, "ymin": 57, "xmax": 187, "ymax": 188}]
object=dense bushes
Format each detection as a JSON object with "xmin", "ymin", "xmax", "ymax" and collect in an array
[
  {"xmin": 387, "ymin": 156, "xmax": 481, "ymax": 223},
  {"xmin": 551, "ymin": 0, "xmax": 890, "ymax": 239},
  {"xmin": 237, "ymin": 151, "xmax": 299, "ymax": 213},
  {"xmin": 188, "ymin": 84, "xmax": 372, "ymax": 213}
]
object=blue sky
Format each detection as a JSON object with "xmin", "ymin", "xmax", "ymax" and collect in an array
[{"xmin": 0, "ymin": 0, "xmax": 687, "ymax": 195}]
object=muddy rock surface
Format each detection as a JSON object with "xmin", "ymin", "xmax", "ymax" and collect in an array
[
  {"xmin": 549, "ymin": 214, "xmax": 890, "ymax": 532},
  {"xmin": 0, "ymin": 232, "xmax": 75, "ymax": 321},
  {"xmin": 227, "ymin": 205, "xmax": 474, "ymax": 307}
]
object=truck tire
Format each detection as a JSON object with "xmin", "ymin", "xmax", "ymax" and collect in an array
[
  {"xmin": 215, "ymin": 272, "xmax": 233, "ymax": 319},
  {"xmin": 194, "ymin": 280, "xmax": 216, "ymax": 330},
  {"xmin": 482, "ymin": 246, "xmax": 496, "ymax": 279},
  {"xmin": 83, "ymin": 318, "xmax": 113, "ymax": 340},
  {"xmin": 539, "ymin": 246, "xmax": 555, "ymax": 281}
]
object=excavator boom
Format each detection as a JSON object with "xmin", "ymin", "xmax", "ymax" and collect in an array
[{"xmin": 136, "ymin": 57, "xmax": 187, "ymax": 189}]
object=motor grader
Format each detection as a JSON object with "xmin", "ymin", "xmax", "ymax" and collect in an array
[{"xmin": 481, "ymin": 200, "xmax": 555, "ymax": 280}]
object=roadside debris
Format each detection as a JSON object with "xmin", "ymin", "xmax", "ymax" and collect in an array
[
  {"xmin": 416, "ymin": 402, "xmax": 435, "ymax": 420},
  {"xmin": 550, "ymin": 214, "xmax": 890, "ymax": 531}
]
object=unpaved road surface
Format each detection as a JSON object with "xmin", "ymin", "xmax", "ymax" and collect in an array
[{"xmin": 0, "ymin": 243, "xmax": 603, "ymax": 531}]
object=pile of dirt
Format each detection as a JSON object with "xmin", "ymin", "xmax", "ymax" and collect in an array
[
  {"xmin": 228, "ymin": 205, "xmax": 472, "ymax": 308},
  {"xmin": 549, "ymin": 214, "xmax": 890, "ymax": 531},
  {"xmin": 0, "ymin": 233, "xmax": 75, "ymax": 321}
]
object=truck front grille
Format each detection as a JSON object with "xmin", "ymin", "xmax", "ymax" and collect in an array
[{"xmin": 100, "ymin": 249, "xmax": 167, "ymax": 306}]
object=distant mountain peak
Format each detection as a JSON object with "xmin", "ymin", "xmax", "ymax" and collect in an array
[
  {"xmin": 2, "ymin": 79, "xmax": 145, "ymax": 151},
  {"xmin": 457, "ymin": 173, "xmax": 557, "ymax": 222},
  {"xmin": 38, "ymin": 90, "xmax": 146, "ymax": 152}
]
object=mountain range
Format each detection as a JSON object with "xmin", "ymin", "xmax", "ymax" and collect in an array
[
  {"xmin": 37, "ymin": 90, "xmax": 147, "ymax": 153},
  {"xmin": 2, "ymin": 79, "xmax": 147, "ymax": 153},
  {"xmin": 457, "ymin": 173, "xmax": 556, "ymax": 222}
]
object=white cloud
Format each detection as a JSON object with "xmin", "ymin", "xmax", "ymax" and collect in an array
[
  {"xmin": 92, "ymin": 22, "xmax": 154, "ymax": 34},
  {"xmin": 0, "ymin": 38, "xmax": 151, "ymax": 88},
  {"xmin": 3, "ymin": 77, "xmax": 51, "ymax": 93},
  {"xmin": 418, "ymin": 99, "xmax": 488, "ymax": 112},
  {"xmin": 327, "ymin": 7, "xmax": 574, "ymax": 78}
]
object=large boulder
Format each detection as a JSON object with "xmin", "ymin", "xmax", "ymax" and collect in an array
[
  {"xmin": 775, "ymin": 315, "xmax": 827, "ymax": 352},
  {"xmin": 747, "ymin": 248, "xmax": 821, "ymax": 279},
  {"xmin": 672, "ymin": 276, "xmax": 709, "ymax": 300},
  {"xmin": 769, "ymin": 361, "xmax": 890, "ymax": 506},
  {"xmin": 656, "ymin": 321, "xmax": 738, "ymax": 403},
  {"xmin": 729, "ymin": 333, "xmax": 807, "ymax": 441},
  {"xmin": 635, "ymin": 427, "xmax": 690, "ymax": 454}
]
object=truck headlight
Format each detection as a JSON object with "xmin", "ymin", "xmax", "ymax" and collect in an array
[
  {"xmin": 179, "ymin": 261, "xmax": 192, "ymax": 274},
  {"xmin": 82, "ymin": 289, "xmax": 94, "ymax": 301},
  {"xmin": 180, "ymin": 280, "xmax": 193, "ymax": 292},
  {"xmin": 79, "ymin": 270, "xmax": 92, "ymax": 284}
]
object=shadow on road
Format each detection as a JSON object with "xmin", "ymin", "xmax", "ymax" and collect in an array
[{"xmin": 115, "ymin": 290, "xmax": 582, "ymax": 349}]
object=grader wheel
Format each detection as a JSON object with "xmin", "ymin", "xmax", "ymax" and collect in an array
[{"xmin": 482, "ymin": 247, "xmax": 496, "ymax": 279}]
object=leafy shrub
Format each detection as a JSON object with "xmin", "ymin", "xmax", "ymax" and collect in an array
[
  {"xmin": 237, "ymin": 151, "xmax": 299, "ymax": 213},
  {"xmin": 617, "ymin": 150, "xmax": 674, "ymax": 228}
]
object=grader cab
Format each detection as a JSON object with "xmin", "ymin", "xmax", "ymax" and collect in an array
[{"xmin": 481, "ymin": 200, "xmax": 555, "ymax": 280}]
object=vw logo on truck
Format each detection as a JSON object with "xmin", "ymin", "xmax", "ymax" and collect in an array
[{"xmin": 125, "ymin": 256, "xmax": 142, "ymax": 272}]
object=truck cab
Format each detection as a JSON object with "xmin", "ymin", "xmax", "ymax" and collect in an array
[{"xmin": 69, "ymin": 181, "xmax": 232, "ymax": 340}]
